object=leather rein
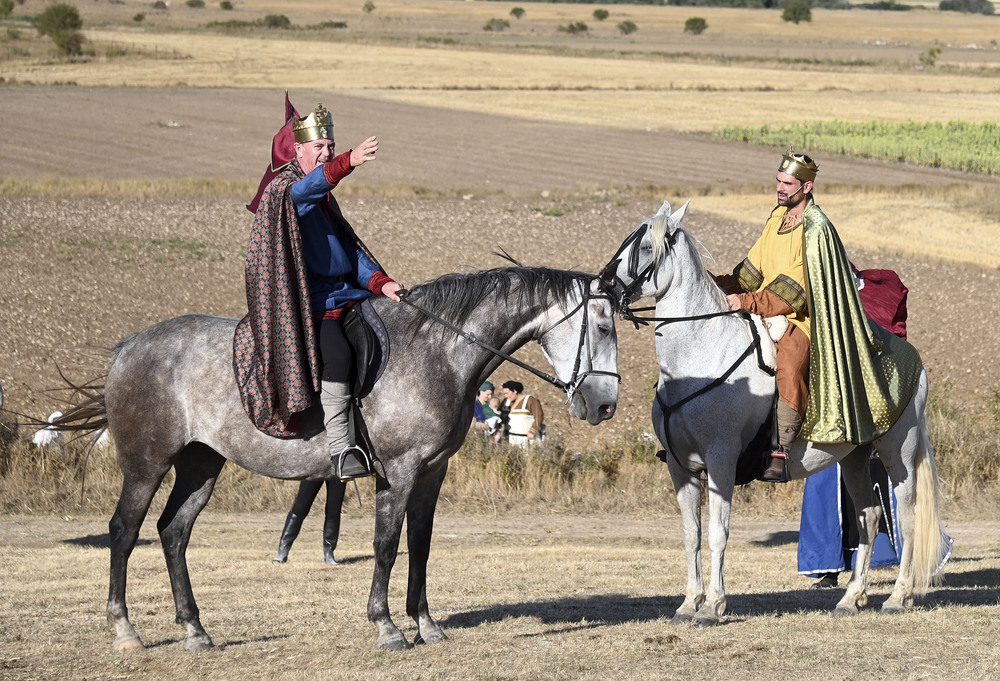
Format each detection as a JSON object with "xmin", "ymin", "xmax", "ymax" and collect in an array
[
  {"xmin": 398, "ymin": 280, "xmax": 621, "ymax": 403},
  {"xmin": 598, "ymin": 223, "xmax": 775, "ymax": 454}
]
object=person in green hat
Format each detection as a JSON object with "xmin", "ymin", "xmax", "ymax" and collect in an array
[{"xmin": 471, "ymin": 381, "xmax": 498, "ymax": 432}]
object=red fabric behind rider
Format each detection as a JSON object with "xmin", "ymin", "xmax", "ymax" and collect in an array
[{"xmin": 851, "ymin": 264, "xmax": 908, "ymax": 340}]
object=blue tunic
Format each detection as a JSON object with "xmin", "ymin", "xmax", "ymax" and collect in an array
[
  {"xmin": 291, "ymin": 165, "xmax": 381, "ymax": 312},
  {"xmin": 798, "ymin": 462, "xmax": 901, "ymax": 578}
]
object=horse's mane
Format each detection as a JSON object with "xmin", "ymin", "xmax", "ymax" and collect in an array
[{"xmin": 405, "ymin": 266, "xmax": 592, "ymax": 332}]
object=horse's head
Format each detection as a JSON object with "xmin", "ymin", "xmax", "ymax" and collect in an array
[
  {"xmin": 538, "ymin": 278, "xmax": 619, "ymax": 425},
  {"xmin": 599, "ymin": 199, "xmax": 690, "ymax": 312}
]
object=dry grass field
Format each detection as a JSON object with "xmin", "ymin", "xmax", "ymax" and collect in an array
[
  {"xmin": 1, "ymin": 1, "xmax": 999, "ymax": 677},
  {"xmin": 1, "ymin": 512, "xmax": 999, "ymax": 680}
]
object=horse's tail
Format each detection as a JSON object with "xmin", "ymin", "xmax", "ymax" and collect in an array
[
  {"xmin": 50, "ymin": 370, "xmax": 108, "ymax": 437},
  {"xmin": 43, "ymin": 360, "xmax": 115, "ymax": 502},
  {"xmin": 909, "ymin": 420, "xmax": 952, "ymax": 595}
]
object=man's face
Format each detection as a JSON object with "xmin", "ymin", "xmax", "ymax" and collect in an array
[
  {"xmin": 477, "ymin": 389, "xmax": 493, "ymax": 404},
  {"xmin": 776, "ymin": 170, "xmax": 811, "ymax": 209},
  {"xmin": 295, "ymin": 139, "xmax": 335, "ymax": 175}
]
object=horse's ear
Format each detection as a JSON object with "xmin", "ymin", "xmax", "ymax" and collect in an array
[
  {"xmin": 655, "ymin": 200, "xmax": 672, "ymax": 218},
  {"xmin": 671, "ymin": 199, "xmax": 691, "ymax": 225}
]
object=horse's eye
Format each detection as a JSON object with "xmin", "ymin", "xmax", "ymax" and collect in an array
[{"xmin": 597, "ymin": 323, "xmax": 612, "ymax": 336}]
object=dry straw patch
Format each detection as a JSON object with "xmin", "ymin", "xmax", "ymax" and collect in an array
[
  {"xmin": 9, "ymin": 28, "xmax": 997, "ymax": 132},
  {"xmin": 3, "ymin": 1, "xmax": 999, "ymax": 132}
]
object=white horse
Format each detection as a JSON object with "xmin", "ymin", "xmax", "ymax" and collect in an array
[{"xmin": 599, "ymin": 200, "xmax": 950, "ymax": 626}]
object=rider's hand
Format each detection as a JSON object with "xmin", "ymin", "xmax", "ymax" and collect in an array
[
  {"xmin": 381, "ymin": 280, "xmax": 404, "ymax": 302},
  {"xmin": 726, "ymin": 294, "xmax": 743, "ymax": 311},
  {"xmin": 350, "ymin": 136, "xmax": 378, "ymax": 167}
]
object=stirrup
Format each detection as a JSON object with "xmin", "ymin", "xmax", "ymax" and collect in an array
[
  {"xmin": 758, "ymin": 449, "xmax": 790, "ymax": 483},
  {"xmin": 334, "ymin": 445, "xmax": 374, "ymax": 481}
]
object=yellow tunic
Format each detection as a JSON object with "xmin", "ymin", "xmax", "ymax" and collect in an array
[{"xmin": 739, "ymin": 206, "xmax": 811, "ymax": 337}]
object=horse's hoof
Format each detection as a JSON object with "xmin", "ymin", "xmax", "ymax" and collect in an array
[
  {"xmin": 832, "ymin": 606, "xmax": 857, "ymax": 618},
  {"xmin": 692, "ymin": 615, "xmax": 719, "ymax": 628},
  {"xmin": 670, "ymin": 612, "xmax": 694, "ymax": 626},
  {"xmin": 414, "ymin": 629, "xmax": 449, "ymax": 646},
  {"xmin": 375, "ymin": 634, "xmax": 413, "ymax": 651},
  {"xmin": 183, "ymin": 634, "xmax": 215, "ymax": 652},
  {"xmin": 112, "ymin": 635, "xmax": 145, "ymax": 652},
  {"xmin": 880, "ymin": 603, "xmax": 907, "ymax": 616}
]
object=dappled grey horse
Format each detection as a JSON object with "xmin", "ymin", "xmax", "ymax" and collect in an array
[
  {"xmin": 599, "ymin": 201, "xmax": 950, "ymax": 626},
  {"xmin": 63, "ymin": 266, "xmax": 619, "ymax": 651}
]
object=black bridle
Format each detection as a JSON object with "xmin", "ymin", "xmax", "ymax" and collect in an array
[
  {"xmin": 598, "ymin": 223, "xmax": 658, "ymax": 326},
  {"xmin": 597, "ymin": 220, "xmax": 777, "ymax": 459},
  {"xmin": 399, "ymin": 280, "xmax": 620, "ymax": 403}
]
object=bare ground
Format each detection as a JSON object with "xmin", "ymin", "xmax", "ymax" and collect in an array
[
  {"xmin": 1, "ymin": 88, "xmax": 999, "ymax": 449},
  {"xmin": 0, "ymin": 511, "xmax": 998, "ymax": 680},
  {"xmin": 1, "ymin": 87, "xmax": 991, "ymax": 192}
]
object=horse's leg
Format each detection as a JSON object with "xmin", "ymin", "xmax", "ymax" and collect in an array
[
  {"xmin": 107, "ymin": 453, "xmax": 172, "ymax": 651},
  {"xmin": 368, "ymin": 468, "xmax": 417, "ymax": 651},
  {"xmin": 665, "ymin": 456, "xmax": 705, "ymax": 626},
  {"xmin": 156, "ymin": 443, "xmax": 226, "ymax": 651},
  {"xmin": 693, "ymin": 462, "xmax": 734, "ymax": 627},
  {"xmin": 880, "ymin": 416, "xmax": 932, "ymax": 613},
  {"xmin": 405, "ymin": 463, "xmax": 449, "ymax": 646},
  {"xmin": 833, "ymin": 446, "xmax": 877, "ymax": 617},
  {"xmin": 881, "ymin": 445, "xmax": 918, "ymax": 615}
]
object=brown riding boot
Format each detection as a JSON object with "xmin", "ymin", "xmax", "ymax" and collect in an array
[{"xmin": 759, "ymin": 401, "xmax": 802, "ymax": 483}]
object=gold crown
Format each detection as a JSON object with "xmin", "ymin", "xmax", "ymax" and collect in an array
[
  {"xmin": 292, "ymin": 104, "xmax": 334, "ymax": 144},
  {"xmin": 779, "ymin": 149, "xmax": 819, "ymax": 183}
]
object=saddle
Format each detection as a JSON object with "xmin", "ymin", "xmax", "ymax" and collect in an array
[
  {"xmin": 339, "ymin": 299, "xmax": 390, "ymax": 477},
  {"xmin": 342, "ymin": 298, "xmax": 390, "ymax": 400}
]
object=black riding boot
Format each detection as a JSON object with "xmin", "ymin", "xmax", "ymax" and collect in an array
[
  {"xmin": 273, "ymin": 512, "xmax": 304, "ymax": 563},
  {"xmin": 322, "ymin": 518, "xmax": 339, "ymax": 565},
  {"xmin": 322, "ymin": 480, "xmax": 346, "ymax": 565}
]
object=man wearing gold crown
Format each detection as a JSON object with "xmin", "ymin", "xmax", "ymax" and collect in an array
[
  {"xmin": 234, "ymin": 101, "xmax": 403, "ymax": 477},
  {"xmin": 716, "ymin": 152, "xmax": 922, "ymax": 482}
]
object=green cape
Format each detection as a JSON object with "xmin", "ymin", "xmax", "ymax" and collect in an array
[{"xmin": 800, "ymin": 200, "xmax": 924, "ymax": 444}]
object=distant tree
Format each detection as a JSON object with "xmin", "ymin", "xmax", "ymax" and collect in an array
[
  {"xmin": 133, "ymin": 12, "xmax": 145, "ymax": 22},
  {"xmin": 0, "ymin": 0, "xmax": 14, "ymax": 19},
  {"xmin": 558, "ymin": 21, "xmax": 588, "ymax": 34},
  {"xmin": 684, "ymin": 16, "xmax": 708, "ymax": 34},
  {"xmin": 220, "ymin": 0, "xmax": 233, "ymax": 8},
  {"xmin": 362, "ymin": 1, "xmax": 375, "ymax": 13},
  {"xmin": 186, "ymin": 0, "xmax": 205, "ymax": 7},
  {"xmin": 593, "ymin": 8, "xmax": 610, "ymax": 20},
  {"xmin": 36, "ymin": 3, "xmax": 82, "ymax": 37},
  {"xmin": 510, "ymin": 6, "xmax": 525, "ymax": 19},
  {"xmin": 52, "ymin": 28, "xmax": 84, "ymax": 56},
  {"xmin": 781, "ymin": 0, "xmax": 812, "ymax": 23},
  {"xmin": 483, "ymin": 17, "xmax": 509, "ymax": 31},
  {"xmin": 262, "ymin": 13, "xmax": 290, "ymax": 28},
  {"xmin": 617, "ymin": 19, "xmax": 637, "ymax": 35},
  {"xmin": 939, "ymin": 0, "xmax": 994, "ymax": 13}
]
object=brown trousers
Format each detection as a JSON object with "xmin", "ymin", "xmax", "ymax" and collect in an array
[{"xmin": 777, "ymin": 322, "xmax": 810, "ymax": 418}]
